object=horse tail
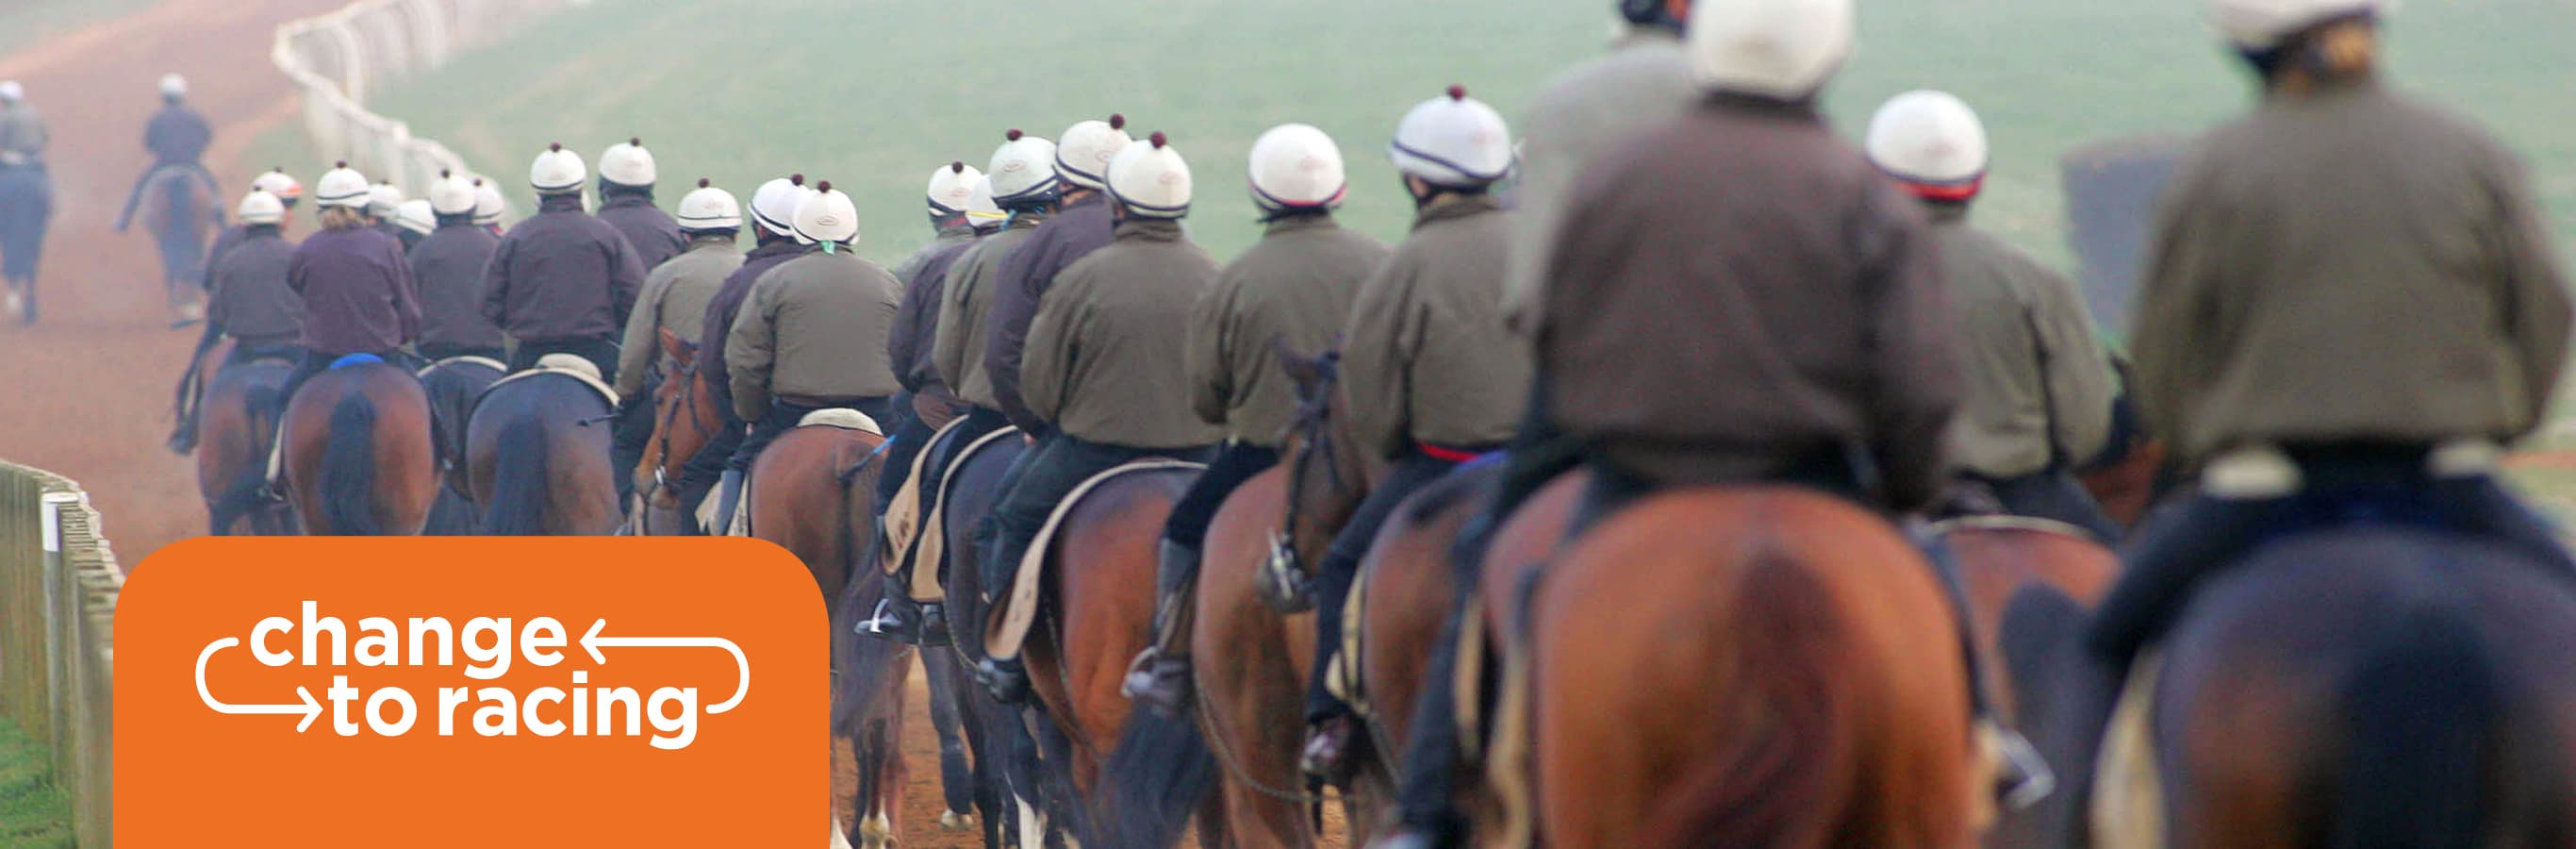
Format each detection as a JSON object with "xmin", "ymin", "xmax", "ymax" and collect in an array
[
  {"xmin": 1641, "ymin": 544, "xmax": 1857, "ymax": 847},
  {"xmin": 479, "ymin": 415, "xmax": 551, "ymax": 535},
  {"xmin": 2333, "ymin": 601, "xmax": 2497, "ymax": 849},
  {"xmin": 1097, "ymin": 690, "xmax": 1218, "ymax": 848},
  {"xmin": 206, "ymin": 381, "xmax": 284, "ymax": 534},
  {"xmin": 319, "ymin": 391, "xmax": 385, "ymax": 536}
]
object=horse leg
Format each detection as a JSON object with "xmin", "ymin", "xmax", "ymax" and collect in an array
[{"xmin": 922, "ymin": 648, "xmax": 977, "ymax": 824}]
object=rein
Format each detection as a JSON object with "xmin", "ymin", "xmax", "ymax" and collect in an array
[
  {"xmin": 642, "ymin": 360, "xmax": 721, "ymax": 516},
  {"xmin": 1273, "ymin": 351, "xmax": 1349, "ymax": 580}
]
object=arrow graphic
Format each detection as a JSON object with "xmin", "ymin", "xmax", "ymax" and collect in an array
[
  {"xmin": 580, "ymin": 620, "xmax": 751, "ymax": 714},
  {"xmin": 195, "ymin": 638, "xmax": 322, "ymax": 732}
]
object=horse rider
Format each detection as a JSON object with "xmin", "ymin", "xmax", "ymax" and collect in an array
[
  {"xmin": 367, "ymin": 181, "xmax": 409, "ymax": 246},
  {"xmin": 264, "ymin": 163, "xmax": 421, "ymax": 475},
  {"xmin": 697, "ymin": 175, "xmax": 817, "ymax": 531},
  {"xmin": 722, "ymin": 181, "xmax": 903, "ymax": 484},
  {"xmin": 887, "ymin": 131, "xmax": 1057, "ymax": 637},
  {"xmin": 612, "ymin": 178, "xmax": 744, "ymax": 509},
  {"xmin": 409, "ymin": 172, "xmax": 507, "ymax": 363},
  {"xmin": 206, "ymin": 169, "xmax": 303, "ymax": 295},
  {"xmin": 596, "ymin": 137, "xmax": 687, "ymax": 275},
  {"xmin": 866, "ymin": 161, "xmax": 1003, "ymax": 642},
  {"xmin": 0, "ymin": 81, "xmax": 44, "ymax": 169},
  {"xmin": 391, "ymin": 200, "xmax": 434, "ymax": 253},
  {"xmin": 974, "ymin": 132, "xmax": 1224, "ymax": 701},
  {"xmin": 1865, "ymin": 91, "xmax": 2120, "ymax": 541},
  {"xmin": 118, "ymin": 74, "xmax": 215, "ymax": 225},
  {"xmin": 168, "ymin": 188, "xmax": 303, "ymax": 453},
  {"xmin": 0, "ymin": 79, "xmax": 49, "ymax": 320},
  {"xmin": 481, "ymin": 143, "xmax": 649, "ymax": 378},
  {"xmin": 1122, "ymin": 123, "xmax": 1392, "ymax": 710},
  {"xmin": 1299, "ymin": 85, "xmax": 1527, "ymax": 781},
  {"xmin": 472, "ymin": 179, "xmax": 508, "ymax": 235},
  {"xmin": 171, "ymin": 167, "xmax": 304, "ymax": 442},
  {"xmin": 987, "ymin": 114, "xmax": 1132, "ymax": 441},
  {"xmin": 2076, "ymin": 0, "xmax": 2573, "ymax": 779}
]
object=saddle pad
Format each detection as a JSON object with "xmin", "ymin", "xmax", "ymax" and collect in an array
[
  {"xmin": 486, "ymin": 361, "xmax": 619, "ymax": 408},
  {"xmin": 326, "ymin": 352, "xmax": 385, "ymax": 370},
  {"xmin": 797, "ymin": 407, "xmax": 883, "ymax": 435},
  {"xmin": 416, "ymin": 355, "xmax": 507, "ymax": 379},
  {"xmin": 881, "ymin": 416, "xmax": 971, "ymax": 577},
  {"xmin": 895, "ymin": 424, "xmax": 1023, "ymax": 602},
  {"xmin": 1925, "ymin": 513, "xmax": 2096, "ymax": 540},
  {"xmin": 984, "ymin": 458, "xmax": 1207, "ymax": 660},
  {"xmin": 2091, "ymin": 653, "xmax": 2169, "ymax": 849}
]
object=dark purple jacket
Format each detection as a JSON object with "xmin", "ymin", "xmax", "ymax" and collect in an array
[
  {"xmin": 889, "ymin": 235, "xmax": 981, "ymax": 396},
  {"xmin": 985, "ymin": 191, "xmax": 1115, "ymax": 431},
  {"xmin": 207, "ymin": 228, "xmax": 301, "ymax": 344},
  {"xmin": 289, "ymin": 225, "xmax": 420, "ymax": 356},
  {"xmin": 144, "ymin": 104, "xmax": 211, "ymax": 165},
  {"xmin": 410, "ymin": 222, "xmax": 506, "ymax": 349},
  {"xmin": 596, "ymin": 191, "xmax": 686, "ymax": 281},
  {"xmin": 698, "ymin": 237, "xmax": 812, "ymax": 417},
  {"xmin": 203, "ymin": 223, "xmax": 250, "ymax": 291},
  {"xmin": 479, "ymin": 194, "xmax": 648, "ymax": 343}
]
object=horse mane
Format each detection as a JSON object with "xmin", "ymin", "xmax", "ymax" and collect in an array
[
  {"xmin": 478, "ymin": 414, "xmax": 551, "ymax": 535},
  {"xmin": 318, "ymin": 390, "xmax": 384, "ymax": 535}
]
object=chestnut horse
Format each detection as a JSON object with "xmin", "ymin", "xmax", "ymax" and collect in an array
[
  {"xmin": 634, "ymin": 330, "xmax": 724, "ymax": 534},
  {"xmin": 1935, "ymin": 515, "xmax": 2118, "ymax": 848},
  {"xmin": 278, "ymin": 361, "xmax": 438, "ymax": 535},
  {"xmin": 196, "ymin": 357, "xmax": 296, "ymax": 535},
  {"xmin": 465, "ymin": 370, "xmax": 619, "ymax": 535},
  {"xmin": 419, "ymin": 357, "xmax": 504, "ymax": 535},
  {"xmin": 1526, "ymin": 489, "xmax": 1981, "ymax": 848}
]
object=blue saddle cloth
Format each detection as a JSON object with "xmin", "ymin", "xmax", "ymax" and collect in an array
[{"xmin": 327, "ymin": 353, "xmax": 386, "ymax": 371}]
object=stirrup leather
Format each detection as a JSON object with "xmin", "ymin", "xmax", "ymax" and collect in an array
[{"xmin": 1258, "ymin": 529, "xmax": 1315, "ymax": 612}]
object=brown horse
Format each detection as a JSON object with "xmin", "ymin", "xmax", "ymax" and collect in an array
[
  {"xmin": 196, "ymin": 356, "xmax": 296, "ymax": 535},
  {"xmin": 465, "ymin": 370, "xmax": 620, "ymax": 535},
  {"xmin": 419, "ymin": 357, "xmax": 504, "ymax": 535},
  {"xmin": 2086, "ymin": 530, "xmax": 2576, "ymax": 847},
  {"xmin": 278, "ymin": 361, "xmax": 438, "ymax": 535},
  {"xmin": 1526, "ymin": 489, "xmax": 1980, "ymax": 848},
  {"xmin": 832, "ymin": 564, "xmax": 916, "ymax": 848},
  {"xmin": 634, "ymin": 329, "xmax": 725, "ymax": 534},
  {"xmin": 1190, "ymin": 463, "xmax": 1326, "ymax": 845},
  {"xmin": 929, "ymin": 432, "xmax": 1056, "ymax": 848}
]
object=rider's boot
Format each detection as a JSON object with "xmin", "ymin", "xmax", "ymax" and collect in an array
[{"xmin": 1122, "ymin": 540, "xmax": 1200, "ymax": 714}]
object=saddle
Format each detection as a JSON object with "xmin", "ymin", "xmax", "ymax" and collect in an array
[
  {"xmin": 415, "ymin": 355, "xmax": 507, "ymax": 379},
  {"xmin": 479, "ymin": 353, "xmax": 620, "ymax": 408},
  {"xmin": 2090, "ymin": 653, "xmax": 2169, "ymax": 849},
  {"xmin": 796, "ymin": 408, "xmax": 883, "ymax": 435},
  {"xmin": 715, "ymin": 408, "xmax": 892, "ymax": 539},
  {"xmin": 883, "ymin": 423, "xmax": 1021, "ymax": 602},
  {"xmin": 983, "ymin": 458, "xmax": 1207, "ymax": 661}
]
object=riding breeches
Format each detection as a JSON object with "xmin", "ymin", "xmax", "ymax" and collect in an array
[
  {"xmin": 1306, "ymin": 448, "xmax": 1476, "ymax": 721},
  {"xmin": 508, "ymin": 336, "xmax": 619, "ymax": 383},
  {"xmin": 1162, "ymin": 441, "xmax": 1281, "ymax": 551},
  {"xmin": 977, "ymin": 435, "xmax": 1214, "ymax": 653},
  {"xmin": 874, "ymin": 391, "xmax": 932, "ymax": 508},
  {"xmin": 608, "ymin": 372, "xmax": 660, "ymax": 507},
  {"xmin": 673, "ymin": 413, "xmax": 745, "ymax": 519}
]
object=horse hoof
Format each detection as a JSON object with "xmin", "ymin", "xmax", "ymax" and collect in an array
[{"xmin": 939, "ymin": 810, "xmax": 973, "ymax": 830}]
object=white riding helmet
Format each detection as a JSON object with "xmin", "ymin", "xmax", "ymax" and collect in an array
[
  {"xmin": 926, "ymin": 161, "xmax": 984, "ymax": 218},
  {"xmin": 793, "ymin": 181, "xmax": 861, "ymax": 246},
  {"xmin": 313, "ymin": 162, "xmax": 371, "ymax": 209},
  {"xmin": 1107, "ymin": 133, "xmax": 1192, "ymax": 220},
  {"xmin": 251, "ymin": 168, "xmax": 303, "ymax": 207},
  {"xmin": 985, "ymin": 129, "xmax": 1061, "ymax": 208},
  {"xmin": 1055, "ymin": 114, "xmax": 1131, "ymax": 191},
  {"xmin": 749, "ymin": 174, "xmax": 814, "ymax": 240},
  {"xmin": 530, "ymin": 142, "xmax": 586, "ymax": 194},
  {"xmin": 393, "ymin": 199, "xmax": 436, "ymax": 236},
  {"xmin": 1390, "ymin": 86, "xmax": 1514, "ymax": 189},
  {"xmin": 1864, "ymin": 90, "xmax": 1988, "ymax": 200},
  {"xmin": 965, "ymin": 175, "xmax": 1006, "ymax": 227},
  {"xmin": 0, "ymin": 81, "xmax": 22, "ymax": 103},
  {"xmin": 600, "ymin": 137, "xmax": 656, "ymax": 188},
  {"xmin": 1687, "ymin": 0, "xmax": 1855, "ymax": 99},
  {"xmin": 367, "ymin": 181, "xmax": 406, "ymax": 219},
  {"xmin": 158, "ymin": 74, "xmax": 187, "ymax": 99},
  {"xmin": 427, "ymin": 170, "xmax": 478, "ymax": 216},
  {"xmin": 2207, "ymin": 0, "xmax": 2384, "ymax": 50},
  {"xmin": 676, "ymin": 177, "xmax": 743, "ymax": 232},
  {"xmin": 471, "ymin": 178, "xmax": 507, "ymax": 226},
  {"xmin": 1248, "ymin": 123, "xmax": 1348, "ymax": 212},
  {"xmin": 237, "ymin": 189, "xmax": 285, "ymax": 225}
]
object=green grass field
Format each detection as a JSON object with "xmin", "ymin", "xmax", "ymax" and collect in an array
[
  {"xmin": 303, "ymin": 0, "xmax": 2575, "ymax": 273},
  {"xmin": 0, "ymin": 719, "xmax": 74, "ymax": 849}
]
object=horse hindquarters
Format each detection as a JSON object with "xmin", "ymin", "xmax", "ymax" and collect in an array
[{"xmin": 1195, "ymin": 469, "xmax": 1320, "ymax": 846}]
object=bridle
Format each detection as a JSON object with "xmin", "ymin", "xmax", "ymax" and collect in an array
[
  {"xmin": 637, "ymin": 358, "xmax": 721, "ymax": 530},
  {"xmin": 1268, "ymin": 350, "xmax": 1350, "ymax": 587}
]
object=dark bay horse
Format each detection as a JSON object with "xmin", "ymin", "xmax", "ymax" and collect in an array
[
  {"xmin": 1526, "ymin": 489, "xmax": 1980, "ymax": 848},
  {"xmin": 2088, "ymin": 531, "xmax": 2576, "ymax": 847},
  {"xmin": 931, "ymin": 431, "xmax": 1055, "ymax": 848},
  {"xmin": 0, "ymin": 163, "xmax": 48, "ymax": 324},
  {"xmin": 117, "ymin": 162, "xmax": 222, "ymax": 318},
  {"xmin": 278, "ymin": 361, "xmax": 438, "ymax": 535},
  {"xmin": 419, "ymin": 357, "xmax": 504, "ymax": 535},
  {"xmin": 832, "ymin": 564, "xmax": 916, "ymax": 848},
  {"xmin": 634, "ymin": 330, "xmax": 723, "ymax": 534},
  {"xmin": 196, "ymin": 357, "xmax": 296, "ymax": 535},
  {"xmin": 465, "ymin": 369, "xmax": 619, "ymax": 535}
]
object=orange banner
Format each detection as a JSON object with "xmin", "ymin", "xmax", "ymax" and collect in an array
[{"xmin": 117, "ymin": 538, "xmax": 827, "ymax": 846}]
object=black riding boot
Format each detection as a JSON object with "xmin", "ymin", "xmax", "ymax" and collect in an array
[{"xmin": 1123, "ymin": 539, "xmax": 1201, "ymax": 715}]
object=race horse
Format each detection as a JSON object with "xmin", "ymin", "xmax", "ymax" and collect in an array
[
  {"xmin": 1522, "ymin": 489, "xmax": 1982, "ymax": 848},
  {"xmin": 925, "ymin": 429, "xmax": 1056, "ymax": 848},
  {"xmin": 277, "ymin": 360, "xmax": 438, "ymax": 535},
  {"xmin": 419, "ymin": 357, "xmax": 504, "ymax": 534},
  {"xmin": 115, "ymin": 161, "xmax": 222, "ymax": 319},
  {"xmin": 0, "ymin": 162, "xmax": 47, "ymax": 324},
  {"xmin": 2065, "ymin": 530, "xmax": 2576, "ymax": 847},
  {"xmin": 465, "ymin": 364, "xmax": 619, "ymax": 535},
  {"xmin": 633, "ymin": 330, "xmax": 724, "ymax": 534},
  {"xmin": 195, "ymin": 355, "xmax": 297, "ymax": 535},
  {"xmin": 832, "ymin": 563, "xmax": 916, "ymax": 848}
]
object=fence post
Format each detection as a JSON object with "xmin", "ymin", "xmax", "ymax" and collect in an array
[{"xmin": 41, "ymin": 491, "xmax": 74, "ymax": 781}]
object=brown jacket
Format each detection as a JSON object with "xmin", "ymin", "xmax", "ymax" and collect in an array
[
  {"xmin": 726, "ymin": 248, "xmax": 902, "ymax": 419},
  {"xmin": 1191, "ymin": 214, "xmax": 1390, "ymax": 446},
  {"xmin": 1541, "ymin": 94, "xmax": 1959, "ymax": 508},
  {"xmin": 1344, "ymin": 195, "xmax": 1529, "ymax": 459},
  {"xmin": 1023, "ymin": 219, "xmax": 1223, "ymax": 449},
  {"xmin": 1932, "ymin": 212, "xmax": 2115, "ymax": 478},
  {"xmin": 2133, "ymin": 81, "xmax": 2570, "ymax": 463},
  {"xmin": 479, "ymin": 194, "xmax": 649, "ymax": 343},
  {"xmin": 933, "ymin": 217, "xmax": 1043, "ymax": 409},
  {"xmin": 615, "ymin": 235, "xmax": 740, "ymax": 396}
]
